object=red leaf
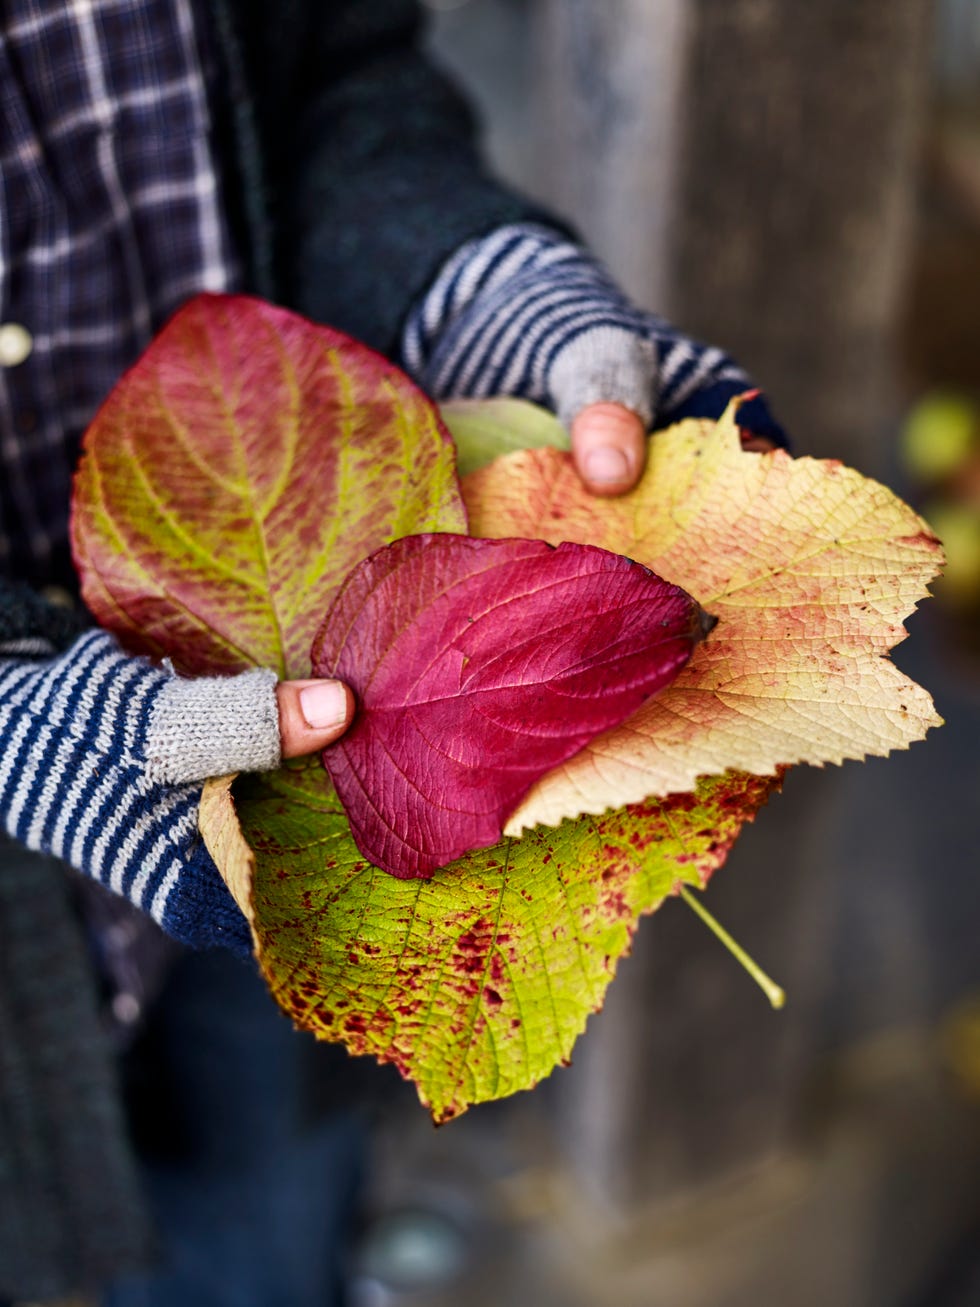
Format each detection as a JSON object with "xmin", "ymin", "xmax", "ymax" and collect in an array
[{"xmin": 312, "ymin": 534, "xmax": 709, "ymax": 878}]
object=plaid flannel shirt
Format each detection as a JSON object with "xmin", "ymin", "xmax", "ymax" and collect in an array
[{"xmin": 0, "ymin": 0, "xmax": 241, "ymax": 587}]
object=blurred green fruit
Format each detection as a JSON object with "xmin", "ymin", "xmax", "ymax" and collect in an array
[
  {"xmin": 902, "ymin": 393, "xmax": 977, "ymax": 482},
  {"xmin": 923, "ymin": 500, "xmax": 980, "ymax": 604}
]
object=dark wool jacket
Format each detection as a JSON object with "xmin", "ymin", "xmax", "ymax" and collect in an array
[{"xmin": 0, "ymin": 0, "xmax": 555, "ymax": 1295}]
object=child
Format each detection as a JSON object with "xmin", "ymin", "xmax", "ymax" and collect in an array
[{"xmin": 0, "ymin": 2, "xmax": 782, "ymax": 1301}]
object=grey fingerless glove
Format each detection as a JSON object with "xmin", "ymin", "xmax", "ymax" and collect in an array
[{"xmin": 402, "ymin": 222, "xmax": 787, "ymax": 447}]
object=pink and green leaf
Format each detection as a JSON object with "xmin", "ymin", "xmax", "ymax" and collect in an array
[{"xmin": 72, "ymin": 294, "xmax": 466, "ymax": 678}]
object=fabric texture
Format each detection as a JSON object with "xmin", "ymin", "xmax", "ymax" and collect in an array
[
  {"xmin": 0, "ymin": 588, "xmax": 159, "ymax": 1301},
  {"xmin": 0, "ymin": 579, "xmax": 87, "ymax": 650},
  {"xmin": 403, "ymin": 223, "xmax": 788, "ymax": 444},
  {"xmin": 0, "ymin": 628, "xmax": 278, "ymax": 954},
  {"xmin": 0, "ymin": 0, "xmax": 242, "ymax": 588},
  {"xmin": 225, "ymin": 0, "xmax": 570, "ymax": 356},
  {"xmin": 0, "ymin": 833, "xmax": 158, "ymax": 1298}
]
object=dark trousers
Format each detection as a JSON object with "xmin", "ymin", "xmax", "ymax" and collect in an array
[{"xmin": 103, "ymin": 948, "xmax": 366, "ymax": 1307}]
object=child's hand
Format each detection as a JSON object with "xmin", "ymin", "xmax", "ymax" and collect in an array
[
  {"xmin": 402, "ymin": 224, "xmax": 788, "ymax": 496},
  {"xmin": 0, "ymin": 630, "xmax": 355, "ymax": 955}
]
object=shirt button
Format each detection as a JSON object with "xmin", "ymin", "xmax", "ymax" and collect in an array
[
  {"xmin": 111, "ymin": 991, "xmax": 142, "ymax": 1026},
  {"xmin": 0, "ymin": 322, "xmax": 33, "ymax": 367}
]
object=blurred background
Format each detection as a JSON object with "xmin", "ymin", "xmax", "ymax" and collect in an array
[{"xmin": 335, "ymin": 3, "xmax": 980, "ymax": 1305}]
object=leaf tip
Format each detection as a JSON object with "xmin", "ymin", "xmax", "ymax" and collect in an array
[{"xmin": 698, "ymin": 606, "xmax": 719, "ymax": 641}]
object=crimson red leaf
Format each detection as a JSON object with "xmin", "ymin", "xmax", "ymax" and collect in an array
[{"xmin": 311, "ymin": 533, "xmax": 709, "ymax": 878}]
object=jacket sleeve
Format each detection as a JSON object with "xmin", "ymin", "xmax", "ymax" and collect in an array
[
  {"xmin": 0, "ymin": 582, "xmax": 276, "ymax": 956},
  {"xmin": 231, "ymin": 0, "xmax": 568, "ymax": 356}
]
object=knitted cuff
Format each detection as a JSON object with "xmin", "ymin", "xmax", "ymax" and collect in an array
[
  {"xmin": 0, "ymin": 578, "xmax": 87, "ymax": 654},
  {"xmin": 402, "ymin": 223, "xmax": 649, "ymax": 415}
]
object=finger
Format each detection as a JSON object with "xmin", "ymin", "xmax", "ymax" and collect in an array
[
  {"xmin": 571, "ymin": 402, "xmax": 647, "ymax": 496},
  {"xmin": 276, "ymin": 679, "xmax": 355, "ymax": 759}
]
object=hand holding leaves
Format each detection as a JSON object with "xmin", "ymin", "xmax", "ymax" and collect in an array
[{"xmin": 72, "ymin": 294, "xmax": 942, "ymax": 1122}]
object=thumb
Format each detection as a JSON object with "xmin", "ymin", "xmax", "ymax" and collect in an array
[
  {"xmin": 571, "ymin": 402, "xmax": 647, "ymax": 496},
  {"xmin": 276, "ymin": 679, "xmax": 356, "ymax": 759}
]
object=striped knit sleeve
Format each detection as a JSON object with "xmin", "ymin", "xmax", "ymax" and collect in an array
[
  {"xmin": 401, "ymin": 223, "xmax": 787, "ymax": 446},
  {"xmin": 0, "ymin": 629, "xmax": 283, "ymax": 956}
]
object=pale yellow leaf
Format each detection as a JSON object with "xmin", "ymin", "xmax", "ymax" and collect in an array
[{"xmin": 460, "ymin": 401, "xmax": 944, "ymax": 833}]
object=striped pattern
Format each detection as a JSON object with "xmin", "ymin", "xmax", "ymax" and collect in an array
[
  {"xmin": 403, "ymin": 223, "xmax": 786, "ymax": 443},
  {"xmin": 0, "ymin": 630, "xmax": 250, "ymax": 954}
]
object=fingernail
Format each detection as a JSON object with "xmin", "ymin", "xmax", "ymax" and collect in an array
[
  {"xmin": 299, "ymin": 681, "xmax": 349, "ymax": 730},
  {"xmin": 584, "ymin": 445, "xmax": 630, "ymax": 484}
]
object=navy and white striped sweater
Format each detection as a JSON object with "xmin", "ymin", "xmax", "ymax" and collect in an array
[
  {"xmin": 405, "ymin": 224, "xmax": 785, "ymax": 444},
  {"xmin": 1, "ymin": 224, "xmax": 784, "ymax": 952}
]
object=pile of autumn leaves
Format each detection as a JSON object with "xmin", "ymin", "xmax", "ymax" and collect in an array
[{"xmin": 72, "ymin": 296, "xmax": 942, "ymax": 1122}]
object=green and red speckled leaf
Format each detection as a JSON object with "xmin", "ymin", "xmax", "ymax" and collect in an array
[
  {"xmin": 312, "ymin": 533, "xmax": 708, "ymax": 878},
  {"xmin": 72, "ymin": 293, "xmax": 465, "ymax": 678},
  {"xmin": 202, "ymin": 757, "xmax": 779, "ymax": 1122},
  {"xmin": 456, "ymin": 398, "xmax": 945, "ymax": 834}
]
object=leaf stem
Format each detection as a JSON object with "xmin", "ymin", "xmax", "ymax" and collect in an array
[{"xmin": 679, "ymin": 885, "xmax": 785, "ymax": 1010}]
